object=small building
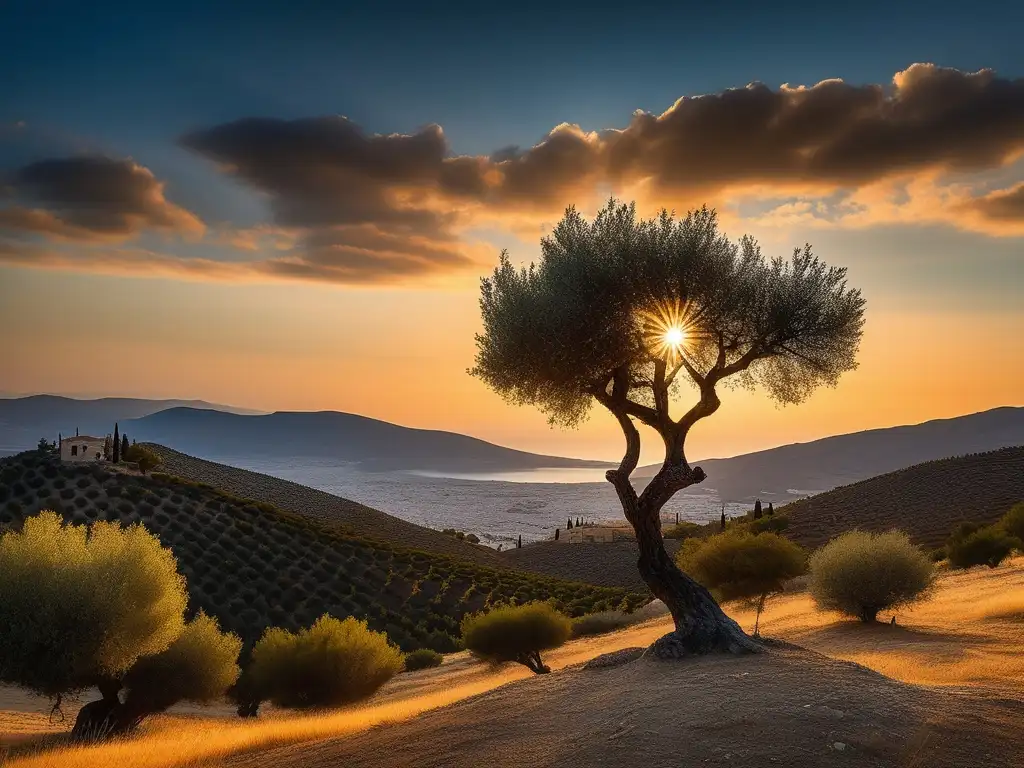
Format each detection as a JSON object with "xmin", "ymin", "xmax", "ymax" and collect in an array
[
  {"xmin": 562, "ymin": 525, "xmax": 630, "ymax": 544},
  {"xmin": 60, "ymin": 436, "xmax": 106, "ymax": 463}
]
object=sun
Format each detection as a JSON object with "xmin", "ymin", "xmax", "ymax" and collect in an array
[
  {"xmin": 663, "ymin": 326, "xmax": 686, "ymax": 350},
  {"xmin": 640, "ymin": 298, "xmax": 699, "ymax": 363}
]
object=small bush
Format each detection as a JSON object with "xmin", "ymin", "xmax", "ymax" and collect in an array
[
  {"xmin": 571, "ymin": 610, "xmax": 640, "ymax": 637},
  {"xmin": 809, "ymin": 530, "xmax": 933, "ymax": 623},
  {"xmin": 404, "ymin": 648, "xmax": 444, "ymax": 671},
  {"xmin": 123, "ymin": 612, "xmax": 241, "ymax": 714},
  {"xmin": 947, "ymin": 525, "xmax": 1020, "ymax": 569},
  {"xmin": 1001, "ymin": 502, "xmax": 1024, "ymax": 543},
  {"xmin": 248, "ymin": 615, "xmax": 403, "ymax": 709},
  {"xmin": 124, "ymin": 445, "xmax": 162, "ymax": 474},
  {"xmin": 677, "ymin": 531, "xmax": 806, "ymax": 635},
  {"xmin": 461, "ymin": 602, "xmax": 571, "ymax": 674},
  {"xmin": 663, "ymin": 521, "xmax": 703, "ymax": 540}
]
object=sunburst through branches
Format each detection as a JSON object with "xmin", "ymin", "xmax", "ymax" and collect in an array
[{"xmin": 640, "ymin": 299, "xmax": 700, "ymax": 365}]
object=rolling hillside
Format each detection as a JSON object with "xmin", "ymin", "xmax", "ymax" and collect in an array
[
  {"xmin": 781, "ymin": 446, "xmax": 1024, "ymax": 550},
  {"xmin": 125, "ymin": 408, "xmax": 611, "ymax": 473},
  {"xmin": 147, "ymin": 444, "xmax": 504, "ymax": 565},
  {"xmin": 637, "ymin": 406, "xmax": 1024, "ymax": 503},
  {"xmin": 0, "ymin": 450, "xmax": 647, "ymax": 652}
]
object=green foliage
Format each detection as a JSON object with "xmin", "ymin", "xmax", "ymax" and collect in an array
[
  {"xmin": 746, "ymin": 514, "xmax": 790, "ymax": 535},
  {"xmin": 470, "ymin": 199, "xmax": 865, "ymax": 426},
  {"xmin": 248, "ymin": 615, "xmax": 403, "ymax": 708},
  {"xmin": 461, "ymin": 602, "xmax": 571, "ymax": 673},
  {"xmin": 403, "ymin": 648, "xmax": 443, "ymax": 671},
  {"xmin": 0, "ymin": 452, "xmax": 647, "ymax": 655},
  {"xmin": 0, "ymin": 511, "xmax": 187, "ymax": 697},
  {"xmin": 947, "ymin": 525, "xmax": 1020, "ymax": 569},
  {"xmin": 676, "ymin": 531, "xmax": 806, "ymax": 604},
  {"xmin": 124, "ymin": 612, "xmax": 241, "ymax": 713},
  {"xmin": 124, "ymin": 445, "xmax": 162, "ymax": 474},
  {"xmin": 570, "ymin": 610, "xmax": 643, "ymax": 638},
  {"xmin": 809, "ymin": 530, "xmax": 933, "ymax": 623},
  {"xmin": 663, "ymin": 521, "xmax": 703, "ymax": 540},
  {"xmin": 1001, "ymin": 502, "xmax": 1024, "ymax": 543}
]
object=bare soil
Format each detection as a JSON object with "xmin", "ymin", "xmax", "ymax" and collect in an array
[{"xmin": 219, "ymin": 644, "xmax": 1023, "ymax": 768}]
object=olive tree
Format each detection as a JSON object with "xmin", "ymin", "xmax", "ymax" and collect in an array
[
  {"xmin": 0, "ymin": 512, "xmax": 239, "ymax": 739},
  {"xmin": 472, "ymin": 201, "xmax": 864, "ymax": 656}
]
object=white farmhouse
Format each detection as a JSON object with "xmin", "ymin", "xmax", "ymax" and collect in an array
[{"xmin": 60, "ymin": 436, "xmax": 106, "ymax": 463}]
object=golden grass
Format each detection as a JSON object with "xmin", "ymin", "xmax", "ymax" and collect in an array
[{"xmin": 4, "ymin": 558, "xmax": 1021, "ymax": 768}]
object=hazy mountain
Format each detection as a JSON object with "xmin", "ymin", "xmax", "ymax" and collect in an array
[
  {"xmin": 0, "ymin": 395, "xmax": 263, "ymax": 450},
  {"xmin": 637, "ymin": 407, "xmax": 1024, "ymax": 503},
  {"xmin": 124, "ymin": 408, "xmax": 613, "ymax": 473}
]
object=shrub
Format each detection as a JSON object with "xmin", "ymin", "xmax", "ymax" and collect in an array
[
  {"xmin": 122, "ymin": 612, "xmax": 241, "ymax": 715},
  {"xmin": 663, "ymin": 521, "xmax": 703, "ymax": 540},
  {"xmin": 1001, "ymin": 502, "xmax": 1024, "ymax": 543},
  {"xmin": 404, "ymin": 648, "xmax": 444, "ymax": 671},
  {"xmin": 677, "ymin": 531, "xmax": 806, "ymax": 635},
  {"xmin": 947, "ymin": 525, "xmax": 1020, "ymax": 569},
  {"xmin": 809, "ymin": 530, "xmax": 933, "ymax": 623},
  {"xmin": 571, "ymin": 610, "xmax": 641, "ymax": 638},
  {"xmin": 248, "ymin": 615, "xmax": 403, "ymax": 709},
  {"xmin": 123, "ymin": 445, "xmax": 162, "ymax": 475},
  {"xmin": 461, "ymin": 602, "xmax": 571, "ymax": 674}
]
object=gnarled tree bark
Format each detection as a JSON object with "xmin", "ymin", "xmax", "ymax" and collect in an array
[{"xmin": 597, "ymin": 362, "xmax": 762, "ymax": 659}]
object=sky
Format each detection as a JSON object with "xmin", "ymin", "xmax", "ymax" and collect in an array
[{"xmin": 1, "ymin": 0, "xmax": 1023, "ymax": 464}]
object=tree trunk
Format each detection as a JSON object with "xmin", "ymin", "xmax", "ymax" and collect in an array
[
  {"xmin": 71, "ymin": 690, "xmax": 146, "ymax": 741},
  {"xmin": 753, "ymin": 593, "xmax": 766, "ymax": 637},
  {"xmin": 860, "ymin": 607, "xmax": 878, "ymax": 623},
  {"xmin": 516, "ymin": 651, "xmax": 550, "ymax": 674},
  {"xmin": 610, "ymin": 463, "xmax": 762, "ymax": 659}
]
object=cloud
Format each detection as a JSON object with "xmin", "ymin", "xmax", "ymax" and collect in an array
[
  {"xmin": 0, "ymin": 156, "xmax": 204, "ymax": 242},
  {"xmin": 5, "ymin": 64, "xmax": 1024, "ymax": 288},
  {"xmin": 182, "ymin": 64, "xmax": 1024, "ymax": 242}
]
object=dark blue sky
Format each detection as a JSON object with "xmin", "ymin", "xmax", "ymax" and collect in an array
[{"xmin": 5, "ymin": 0, "xmax": 1024, "ymax": 156}]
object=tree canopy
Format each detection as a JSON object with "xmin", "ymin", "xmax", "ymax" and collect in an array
[{"xmin": 472, "ymin": 200, "xmax": 865, "ymax": 443}]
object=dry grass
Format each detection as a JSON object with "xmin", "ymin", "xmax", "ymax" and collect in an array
[{"xmin": 3, "ymin": 559, "xmax": 1021, "ymax": 768}]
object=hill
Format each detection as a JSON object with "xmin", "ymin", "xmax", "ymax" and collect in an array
[
  {"xmin": 146, "ymin": 443, "xmax": 504, "ymax": 565},
  {"xmin": 226, "ymin": 645, "xmax": 1022, "ymax": 768},
  {"xmin": 0, "ymin": 395, "xmax": 262, "ymax": 451},
  {"xmin": 637, "ymin": 406, "xmax": 1024, "ymax": 503},
  {"xmin": 125, "ymin": 408, "xmax": 611, "ymax": 473},
  {"xmin": 781, "ymin": 446, "xmax": 1024, "ymax": 551},
  {"xmin": 0, "ymin": 450, "xmax": 647, "ymax": 652}
]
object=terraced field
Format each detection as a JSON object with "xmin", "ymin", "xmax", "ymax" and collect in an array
[
  {"xmin": 0, "ymin": 451, "xmax": 648, "ymax": 652},
  {"xmin": 781, "ymin": 446, "xmax": 1024, "ymax": 551},
  {"xmin": 147, "ymin": 444, "xmax": 502, "ymax": 565}
]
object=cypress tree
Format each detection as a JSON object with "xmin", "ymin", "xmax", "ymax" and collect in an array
[
  {"xmin": 517, "ymin": 535, "xmax": 522, "ymax": 549},
  {"xmin": 113, "ymin": 424, "xmax": 120, "ymax": 463},
  {"xmin": 554, "ymin": 528, "xmax": 560, "ymax": 541},
  {"xmin": 675, "ymin": 513, "xmax": 679, "ymax": 525},
  {"xmin": 767, "ymin": 502, "xmax": 774, "ymax": 516},
  {"xmin": 121, "ymin": 434, "xmax": 129, "ymax": 458},
  {"xmin": 567, "ymin": 518, "xmax": 573, "ymax": 529},
  {"xmin": 753, "ymin": 499, "xmax": 763, "ymax": 520},
  {"xmin": 720, "ymin": 509, "xmax": 726, "ymax": 531}
]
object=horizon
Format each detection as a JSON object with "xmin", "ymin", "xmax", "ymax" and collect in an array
[
  {"xmin": 2, "ymin": 0, "xmax": 1023, "ymax": 465},
  {"xmin": 3, "ymin": 391, "xmax": 1019, "ymax": 465}
]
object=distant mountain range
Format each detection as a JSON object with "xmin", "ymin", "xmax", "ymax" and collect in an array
[
  {"xmin": 0, "ymin": 395, "xmax": 263, "ymax": 450},
  {"xmin": 636, "ymin": 406, "xmax": 1024, "ymax": 502},
  {"xmin": 121, "ymin": 407, "xmax": 611, "ymax": 472},
  {"xmin": 1, "ymin": 395, "xmax": 1021, "ymax": 497}
]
